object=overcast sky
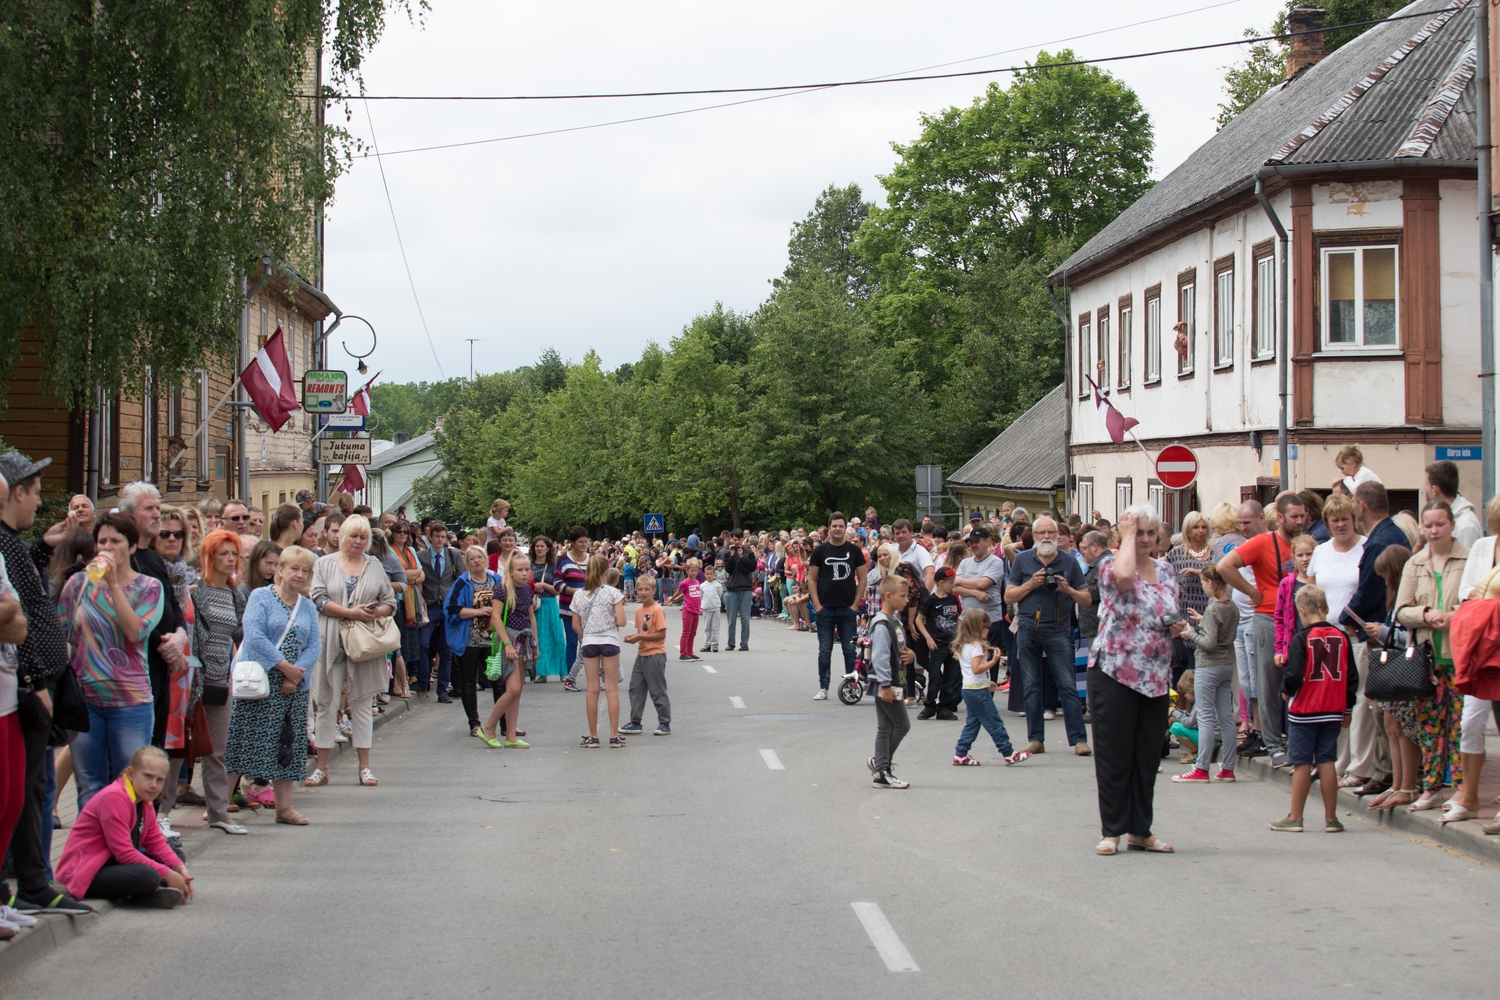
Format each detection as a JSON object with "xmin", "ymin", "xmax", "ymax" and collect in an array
[{"xmin": 322, "ymin": 0, "xmax": 1285, "ymax": 384}]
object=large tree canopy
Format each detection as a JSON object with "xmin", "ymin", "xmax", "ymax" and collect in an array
[{"xmin": 0, "ymin": 0, "xmax": 422, "ymax": 408}]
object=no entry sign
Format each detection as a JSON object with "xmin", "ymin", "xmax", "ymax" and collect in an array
[{"xmin": 1155, "ymin": 444, "xmax": 1198, "ymax": 490}]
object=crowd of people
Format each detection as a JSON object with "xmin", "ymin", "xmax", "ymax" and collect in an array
[{"xmin": 1, "ymin": 442, "xmax": 1498, "ymax": 931}]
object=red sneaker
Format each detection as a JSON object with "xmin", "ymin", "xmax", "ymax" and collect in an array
[
  {"xmin": 1171, "ymin": 767, "xmax": 1211, "ymax": 783},
  {"xmin": 1213, "ymin": 769, "xmax": 1236, "ymax": 781}
]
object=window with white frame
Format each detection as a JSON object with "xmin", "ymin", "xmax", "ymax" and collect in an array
[
  {"xmin": 1322, "ymin": 245, "xmax": 1398, "ymax": 349},
  {"xmin": 1253, "ymin": 250, "xmax": 1276, "ymax": 358},
  {"xmin": 1078, "ymin": 478, "xmax": 1095, "ymax": 521},
  {"xmin": 1096, "ymin": 308, "xmax": 1110, "ymax": 391},
  {"xmin": 1148, "ymin": 481, "xmax": 1166, "ymax": 523},
  {"xmin": 1118, "ymin": 300, "xmax": 1132, "ymax": 389},
  {"xmin": 1145, "ymin": 290, "xmax": 1161, "ymax": 382},
  {"xmin": 1214, "ymin": 262, "xmax": 1233, "ymax": 367},
  {"xmin": 1178, "ymin": 276, "xmax": 1196, "ymax": 373},
  {"xmin": 1116, "ymin": 478, "xmax": 1133, "ymax": 519},
  {"xmin": 1078, "ymin": 314, "xmax": 1092, "ymax": 396}
]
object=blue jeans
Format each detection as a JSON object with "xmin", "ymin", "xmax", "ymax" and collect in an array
[
  {"xmin": 1016, "ymin": 619, "xmax": 1088, "ymax": 746},
  {"xmin": 562, "ymin": 615, "xmax": 579, "ymax": 676},
  {"xmin": 724, "ymin": 590, "xmax": 752, "ymax": 648},
  {"xmin": 72, "ymin": 703, "xmax": 155, "ymax": 808},
  {"xmin": 956, "ymin": 687, "xmax": 1016, "ymax": 756},
  {"xmin": 816, "ymin": 607, "xmax": 858, "ymax": 690},
  {"xmin": 418, "ymin": 604, "xmax": 452, "ymax": 692},
  {"xmin": 42, "ymin": 750, "xmax": 56, "ymax": 880}
]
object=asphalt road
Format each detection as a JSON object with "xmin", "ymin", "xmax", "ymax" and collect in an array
[{"xmin": 7, "ymin": 607, "xmax": 1500, "ymax": 998}]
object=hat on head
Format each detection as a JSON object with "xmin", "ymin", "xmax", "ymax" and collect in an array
[
  {"xmin": 969, "ymin": 511, "xmax": 982, "ymax": 522},
  {"xmin": 295, "ymin": 489, "xmax": 315, "ymax": 504},
  {"xmin": 0, "ymin": 450, "xmax": 52, "ymax": 486},
  {"xmin": 934, "ymin": 566, "xmax": 956, "ymax": 582},
  {"xmin": 969, "ymin": 525, "xmax": 992, "ymax": 540}
]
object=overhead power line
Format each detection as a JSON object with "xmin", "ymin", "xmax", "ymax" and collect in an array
[
  {"xmin": 331, "ymin": 5, "xmax": 1458, "ymax": 104},
  {"xmin": 354, "ymin": 4, "xmax": 1467, "ymax": 158},
  {"xmin": 361, "ymin": 99, "xmax": 446, "ymax": 376}
]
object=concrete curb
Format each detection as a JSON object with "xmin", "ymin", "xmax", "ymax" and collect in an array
[
  {"xmin": 1237, "ymin": 751, "xmax": 1500, "ymax": 861},
  {"xmin": 0, "ymin": 695, "xmax": 418, "ymax": 988}
]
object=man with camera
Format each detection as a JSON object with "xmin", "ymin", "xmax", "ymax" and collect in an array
[
  {"xmin": 722, "ymin": 530, "xmax": 757, "ymax": 651},
  {"xmin": 1005, "ymin": 515, "xmax": 1092, "ymax": 756}
]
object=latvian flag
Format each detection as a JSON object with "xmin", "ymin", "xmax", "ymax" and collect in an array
[
  {"xmin": 1089, "ymin": 375, "xmax": 1139, "ymax": 445},
  {"xmin": 240, "ymin": 328, "xmax": 300, "ymax": 432},
  {"xmin": 350, "ymin": 372, "xmax": 380, "ymax": 417}
]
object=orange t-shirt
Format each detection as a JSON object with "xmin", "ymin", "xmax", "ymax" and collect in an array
[
  {"xmin": 1233, "ymin": 532, "xmax": 1293, "ymax": 615},
  {"xmin": 634, "ymin": 605, "xmax": 667, "ymax": 656}
]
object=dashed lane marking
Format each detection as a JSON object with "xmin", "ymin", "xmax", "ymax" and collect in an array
[
  {"xmin": 759, "ymin": 749, "xmax": 784, "ymax": 770},
  {"xmin": 851, "ymin": 902, "xmax": 919, "ymax": 972}
]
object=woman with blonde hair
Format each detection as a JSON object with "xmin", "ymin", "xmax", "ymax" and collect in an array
[
  {"xmin": 197, "ymin": 496, "xmax": 224, "ymax": 535},
  {"xmin": 306, "ymin": 515, "xmax": 396, "ymax": 788},
  {"xmin": 445, "ymin": 545, "xmax": 502, "ymax": 738},
  {"xmin": 571, "ymin": 554, "xmax": 626, "ymax": 748},
  {"xmin": 223, "ymin": 545, "xmax": 320, "ymax": 824}
]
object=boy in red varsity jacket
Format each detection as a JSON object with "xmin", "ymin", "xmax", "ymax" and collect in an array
[{"xmin": 1270, "ymin": 585, "xmax": 1359, "ymax": 833}]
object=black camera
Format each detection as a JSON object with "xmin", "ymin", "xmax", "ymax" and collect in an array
[
  {"xmin": 1043, "ymin": 567, "xmax": 1061, "ymax": 592},
  {"xmin": 1158, "ymin": 612, "xmax": 1183, "ymax": 630}
]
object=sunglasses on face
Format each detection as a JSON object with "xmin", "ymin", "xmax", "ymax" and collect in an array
[
  {"xmin": 227, "ymin": 514, "xmax": 250, "ymax": 521},
  {"xmin": 158, "ymin": 529, "xmax": 185, "ymax": 540}
]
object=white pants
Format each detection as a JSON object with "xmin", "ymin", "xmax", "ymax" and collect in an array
[
  {"xmin": 313, "ymin": 660, "xmax": 374, "ymax": 750},
  {"xmin": 1461, "ymin": 695, "xmax": 1494, "ymax": 756}
]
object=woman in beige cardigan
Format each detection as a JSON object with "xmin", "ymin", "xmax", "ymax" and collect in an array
[
  {"xmin": 1394, "ymin": 501, "xmax": 1469, "ymax": 812},
  {"xmin": 305, "ymin": 515, "xmax": 396, "ymax": 788}
]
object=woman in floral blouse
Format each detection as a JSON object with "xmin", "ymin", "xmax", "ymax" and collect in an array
[{"xmin": 1088, "ymin": 505, "xmax": 1186, "ymax": 856}]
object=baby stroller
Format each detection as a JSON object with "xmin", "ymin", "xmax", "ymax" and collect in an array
[{"xmin": 838, "ymin": 634, "xmax": 925, "ymax": 706}]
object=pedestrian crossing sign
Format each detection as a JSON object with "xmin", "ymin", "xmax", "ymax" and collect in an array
[{"xmin": 644, "ymin": 513, "xmax": 665, "ymax": 534}]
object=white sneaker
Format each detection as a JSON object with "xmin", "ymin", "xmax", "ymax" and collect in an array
[
  {"xmin": 334, "ymin": 731, "xmax": 349, "ymax": 744},
  {"xmin": 813, "ymin": 689, "xmax": 828, "ymax": 701},
  {"xmin": 1043, "ymin": 710, "xmax": 1056, "ymax": 721},
  {"xmin": 0, "ymin": 904, "xmax": 37, "ymax": 927},
  {"xmin": 209, "ymin": 820, "xmax": 248, "ymax": 835},
  {"xmin": 157, "ymin": 816, "xmax": 181, "ymax": 842}
]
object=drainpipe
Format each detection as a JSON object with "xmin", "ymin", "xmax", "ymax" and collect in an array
[
  {"xmin": 1047, "ymin": 280, "xmax": 1075, "ymax": 514},
  {"xmin": 1255, "ymin": 169, "xmax": 1291, "ymax": 493},
  {"xmin": 1479, "ymin": 0, "xmax": 1495, "ymax": 506},
  {"xmin": 86, "ymin": 386, "xmax": 100, "ymax": 502}
]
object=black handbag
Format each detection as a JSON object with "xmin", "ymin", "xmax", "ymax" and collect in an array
[
  {"xmin": 276, "ymin": 704, "xmax": 297, "ymax": 768},
  {"xmin": 16, "ymin": 683, "xmax": 50, "ymax": 733},
  {"xmin": 1365, "ymin": 609, "xmax": 1437, "ymax": 701}
]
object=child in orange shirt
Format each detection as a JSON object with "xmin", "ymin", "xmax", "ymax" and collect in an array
[{"xmin": 621, "ymin": 576, "xmax": 671, "ymax": 735}]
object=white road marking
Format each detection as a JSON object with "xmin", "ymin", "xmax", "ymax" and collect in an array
[
  {"xmin": 701, "ymin": 664, "xmax": 718, "ymax": 673},
  {"xmin": 730, "ymin": 696, "xmax": 746, "ymax": 709},
  {"xmin": 759, "ymin": 749, "xmax": 784, "ymax": 770},
  {"xmin": 851, "ymin": 902, "xmax": 919, "ymax": 972}
]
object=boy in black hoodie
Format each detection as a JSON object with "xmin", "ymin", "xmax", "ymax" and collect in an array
[{"xmin": 1271, "ymin": 585, "xmax": 1358, "ymax": 833}]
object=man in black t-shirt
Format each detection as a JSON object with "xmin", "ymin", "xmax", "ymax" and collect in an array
[
  {"xmin": 807, "ymin": 512, "xmax": 868, "ymax": 700},
  {"xmin": 916, "ymin": 567, "xmax": 962, "ymax": 719}
]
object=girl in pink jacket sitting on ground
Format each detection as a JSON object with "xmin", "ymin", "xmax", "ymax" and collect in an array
[{"xmin": 55, "ymin": 746, "xmax": 194, "ymax": 908}]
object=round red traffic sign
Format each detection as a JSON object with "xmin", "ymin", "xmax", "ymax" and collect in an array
[{"xmin": 1155, "ymin": 444, "xmax": 1198, "ymax": 490}]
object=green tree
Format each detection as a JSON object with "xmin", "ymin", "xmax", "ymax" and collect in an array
[
  {"xmin": 0, "ymin": 0, "xmax": 425, "ymax": 410},
  {"xmin": 781, "ymin": 183, "xmax": 874, "ymax": 300}
]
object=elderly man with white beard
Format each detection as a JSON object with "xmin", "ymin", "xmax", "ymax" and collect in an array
[{"xmin": 1005, "ymin": 515, "xmax": 1093, "ymax": 756}]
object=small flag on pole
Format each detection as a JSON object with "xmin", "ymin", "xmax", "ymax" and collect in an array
[
  {"xmin": 349, "ymin": 372, "xmax": 380, "ymax": 417},
  {"xmin": 338, "ymin": 463, "xmax": 365, "ymax": 494},
  {"xmin": 1088, "ymin": 375, "xmax": 1139, "ymax": 445}
]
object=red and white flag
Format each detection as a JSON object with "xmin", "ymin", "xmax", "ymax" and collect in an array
[
  {"xmin": 240, "ymin": 328, "xmax": 300, "ymax": 432},
  {"xmin": 337, "ymin": 463, "xmax": 365, "ymax": 494},
  {"xmin": 1089, "ymin": 375, "xmax": 1139, "ymax": 444},
  {"xmin": 349, "ymin": 372, "xmax": 380, "ymax": 417}
]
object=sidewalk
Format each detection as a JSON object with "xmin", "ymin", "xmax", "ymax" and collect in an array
[
  {"xmin": 0, "ymin": 694, "xmax": 418, "ymax": 988},
  {"xmin": 1235, "ymin": 727, "xmax": 1500, "ymax": 863}
]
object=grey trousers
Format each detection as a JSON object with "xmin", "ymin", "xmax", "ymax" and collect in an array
[
  {"xmin": 1194, "ymin": 664, "xmax": 1237, "ymax": 774},
  {"xmin": 628, "ymin": 653, "xmax": 670, "ymax": 726},
  {"xmin": 701, "ymin": 608, "xmax": 721, "ymax": 647},
  {"xmin": 1253, "ymin": 613, "xmax": 1285, "ymax": 754},
  {"xmin": 155, "ymin": 699, "xmax": 233, "ymax": 823},
  {"xmin": 873, "ymin": 697, "xmax": 911, "ymax": 773}
]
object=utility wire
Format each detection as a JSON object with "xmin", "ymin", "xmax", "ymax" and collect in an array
[
  {"xmin": 332, "ymin": 5, "xmax": 1454, "ymax": 103},
  {"xmin": 358, "ymin": 4, "xmax": 1466, "ymax": 158},
  {"xmin": 361, "ymin": 99, "xmax": 446, "ymax": 376}
]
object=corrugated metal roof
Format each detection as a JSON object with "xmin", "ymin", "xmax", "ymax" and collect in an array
[
  {"xmin": 948, "ymin": 384, "xmax": 1067, "ymax": 490},
  {"xmin": 1053, "ymin": 0, "xmax": 1476, "ymax": 281}
]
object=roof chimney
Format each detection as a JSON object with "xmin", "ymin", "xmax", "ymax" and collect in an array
[{"xmin": 1285, "ymin": 7, "xmax": 1327, "ymax": 80}]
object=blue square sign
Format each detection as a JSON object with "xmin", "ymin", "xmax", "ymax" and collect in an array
[{"xmin": 643, "ymin": 513, "xmax": 665, "ymax": 533}]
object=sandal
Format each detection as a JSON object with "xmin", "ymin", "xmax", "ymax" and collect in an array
[
  {"xmin": 1440, "ymin": 802, "xmax": 1478, "ymax": 824},
  {"xmin": 304, "ymin": 768, "xmax": 329, "ymax": 787},
  {"xmin": 1096, "ymin": 837, "xmax": 1120, "ymax": 856},
  {"xmin": 359, "ymin": 768, "xmax": 379, "ymax": 786},
  {"xmin": 1371, "ymin": 788, "xmax": 1414, "ymax": 810},
  {"xmin": 275, "ymin": 810, "xmax": 310, "ymax": 826},
  {"xmin": 1126, "ymin": 835, "xmax": 1174, "ymax": 853},
  {"xmin": 580, "ymin": 736, "xmax": 600, "ymax": 748},
  {"xmin": 1338, "ymin": 774, "xmax": 1369, "ymax": 788}
]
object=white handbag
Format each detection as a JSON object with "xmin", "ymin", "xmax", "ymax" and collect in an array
[{"xmin": 232, "ymin": 595, "xmax": 303, "ymax": 701}]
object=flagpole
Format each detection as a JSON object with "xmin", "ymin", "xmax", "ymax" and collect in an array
[{"xmin": 169, "ymin": 377, "xmax": 242, "ymax": 470}]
